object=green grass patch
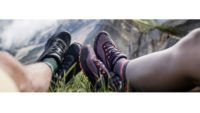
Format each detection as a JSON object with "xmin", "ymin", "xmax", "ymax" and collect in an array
[
  {"xmin": 49, "ymin": 63, "xmax": 114, "ymax": 92},
  {"xmin": 49, "ymin": 71, "xmax": 91, "ymax": 92}
]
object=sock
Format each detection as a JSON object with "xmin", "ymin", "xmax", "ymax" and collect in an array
[
  {"xmin": 113, "ymin": 58, "xmax": 129, "ymax": 91},
  {"xmin": 42, "ymin": 58, "xmax": 58, "ymax": 73},
  {"xmin": 113, "ymin": 58, "xmax": 129, "ymax": 81}
]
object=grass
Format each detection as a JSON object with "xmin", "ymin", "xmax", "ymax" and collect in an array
[
  {"xmin": 49, "ymin": 71, "xmax": 92, "ymax": 92},
  {"xmin": 49, "ymin": 63, "xmax": 91, "ymax": 92},
  {"xmin": 49, "ymin": 63, "xmax": 113, "ymax": 92}
]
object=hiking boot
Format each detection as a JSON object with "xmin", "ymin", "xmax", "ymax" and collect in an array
[
  {"xmin": 38, "ymin": 31, "xmax": 71, "ymax": 64},
  {"xmin": 80, "ymin": 46, "xmax": 110, "ymax": 90},
  {"xmin": 54, "ymin": 42, "xmax": 82, "ymax": 83},
  {"xmin": 94, "ymin": 31, "xmax": 129, "ymax": 91}
]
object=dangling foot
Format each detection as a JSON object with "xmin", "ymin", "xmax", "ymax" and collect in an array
[
  {"xmin": 94, "ymin": 31, "xmax": 129, "ymax": 91},
  {"xmin": 80, "ymin": 46, "xmax": 111, "ymax": 91}
]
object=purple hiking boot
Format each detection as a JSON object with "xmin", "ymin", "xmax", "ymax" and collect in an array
[
  {"xmin": 79, "ymin": 46, "xmax": 111, "ymax": 91},
  {"xmin": 94, "ymin": 31, "xmax": 129, "ymax": 91}
]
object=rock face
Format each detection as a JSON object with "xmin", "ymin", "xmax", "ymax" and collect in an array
[
  {"xmin": 15, "ymin": 44, "xmax": 44, "ymax": 64},
  {"xmin": 128, "ymin": 29, "xmax": 181, "ymax": 59},
  {"xmin": 162, "ymin": 20, "xmax": 200, "ymax": 37},
  {"xmin": 0, "ymin": 19, "xmax": 199, "ymax": 64}
]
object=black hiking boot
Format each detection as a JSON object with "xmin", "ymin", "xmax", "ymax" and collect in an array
[{"xmin": 54, "ymin": 43, "xmax": 82, "ymax": 84}]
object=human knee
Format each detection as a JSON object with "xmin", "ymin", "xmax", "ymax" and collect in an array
[
  {"xmin": 0, "ymin": 51, "xmax": 26, "ymax": 81},
  {"xmin": 175, "ymin": 28, "xmax": 200, "ymax": 49},
  {"xmin": 184, "ymin": 28, "xmax": 200, "ymax": 43},
  {"xmin": 0, "ymin": 51, "xmax": 16, "ymax": 69},
  {"xmin": 0, "ymin": 51, "xmax": 23, "ymax": 68},
  {"xmin": 0, "ymin": 51, "xmax": 13, "ymax": 60},
  {"xmin": 189, "ymin": 28, "xmax": 200, "ymax": 38}
]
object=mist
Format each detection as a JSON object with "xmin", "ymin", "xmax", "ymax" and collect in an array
[{"xmin": 0, "ymin": 20, "xmax": 59, "ymax": 49}]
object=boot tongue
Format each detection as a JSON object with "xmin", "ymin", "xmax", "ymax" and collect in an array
[{"xmin": 104, "ymin": 42, "xmax": 127, "ymax": 70}]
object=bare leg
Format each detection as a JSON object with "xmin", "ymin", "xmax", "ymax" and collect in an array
[
  {"xmin": 0, "ymin": 52, "xmax": 52, "ymax": 92},
  {"xmin": 126, "ymin": 28, "xmax": 200, "ymax": 91},
  {"xmin": 24, "ymin": 63, "xmax": 52, "ymax": 92}
]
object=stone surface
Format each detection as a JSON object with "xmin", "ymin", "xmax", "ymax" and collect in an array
[
  {"xmin": 128, "ymin": 29, "xmax": 180, "ymax": 59},
  {"xmin": 162, "ymin": 20, "xmax": 200, "ymax": 36},
  {"xmin": 15, "ymin": 44, "xmax": 44, "ymax": 64}
]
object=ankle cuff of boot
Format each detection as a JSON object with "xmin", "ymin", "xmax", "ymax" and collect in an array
[{"xmin": 120, "ymin": 60, "xmax": 129, "ymax": 91}]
